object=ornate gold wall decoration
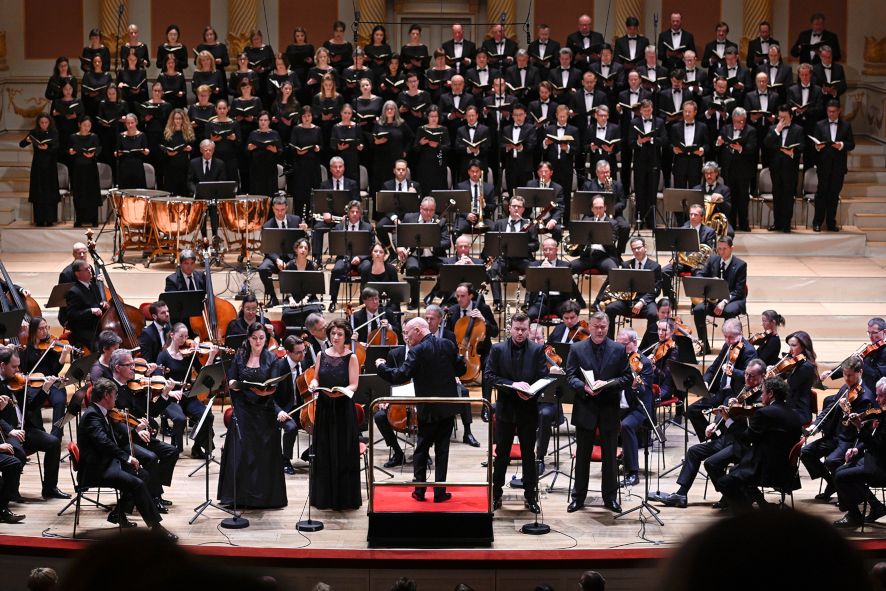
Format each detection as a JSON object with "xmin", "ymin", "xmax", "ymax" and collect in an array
[
  {"xmin": 863, "ymin": 37, "xmax": 886, "ymax": 76},
  {"xmin": 741, "ymin": 0, "xmax": 771, "ymax": 69},
  {"xmin": 6, "ymin": 88, "xmax": 49, "ymax": 120},
  {"xmin": 613, "ymin": 0, "xmax": 645, "ymax": 42},
  {"xmin": 100, "ymin": 0, "xmax": 128, "ymax": 64},
  {"xmin": 0, "ymin": 31, "xmax": 8, "ymax": 71},
  {"xmin": 487, "ymin": 0, "xmax": 516, "ymax": 39},
  {"xmin": 358, "ymin": 0, "xmax": 385, "ymax": 47},
  {"xmin": 228, "ymin": 0, "xmax": 257, "ymax": 65}
]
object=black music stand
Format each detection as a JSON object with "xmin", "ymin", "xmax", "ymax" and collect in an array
[
  {"xmin": 363, "ymin": 347, "xmax": 397, "ymax": 374},
  {"xmin": 673, "ymin": 334, "xmax": 698, "ymax": 365},
  {"xmin": 376, "ymin": 191, "xmax": 420, "ymax": 220},
  {"xmin": 608, "ymin": 269, "xmax": 656, "ymax": 297},
  {"xmin": 662, "ymin": 188, "xmax": 703, "ymax": 225},
  {"xmin": 537, "ymin": 382, "xmax": 575, "ymax": 492},
  {"xmin": 328, "ymin": 230, "xmax": 372, "ymax": 304},
  {"xmin": 279, "ymin": 270, "xmax": 326, "ymax": 302},
  {"xmin": 46, "ymin": 283, "xmax": 73, "ymax": 309},
  {"xmin": 160, "ymin": 290, "xmax": 205, "ymax": 324},
  {"xmin": 567, "ymin": 221, "xmax": 615, "ymax": 305},
  {"xmin": 260, "ymin": 228, "xmax": 306, "ymax": 259},
  {"xmin": 66, "ymin": 352, "xmax": 99, "ymax": 384},
  {"xmin": 438, "ymin": 265, "xmax": 490, "ymax": 293},
  {"xmin": 396, "ymin": 223, "xmax": 442, "ymax": 252},
  {"xmin": 514, "ymin": 187, "xmax": 556, "ymax": 211},
  {"xmin": 366, "ymin": 281, "xmax": 409, "ymax": 310},
  {"xmin": 431, "ymin": 190, "xmax": 470, "ymax": 215},
  {"xmin": 482, "ymin": 231, "xmax": 531, "ymax": 322},
  {"xmin": 311, "ymin": 189, "xmax": 352, "ymax": 218},
  {"xmin": 653, "ymin": 227, "xmax": 699, "ymax": 310},
  {"xmin": 570, "ymin": 191, "xmax": 616, "ymax": 219},
  {"xmin": 224, "ymin": 334, "xmax": 247, "ymax": 351},
  {"xmin": 0, "ymin": 309, "xmax": 26, "ymax": 342},
  {"xmin": 681, "ymin": 277, "xmax": 730, "ymax": 349},
  {"xmin": 524, "ymin": 267, "xmax": 575, "ymax": 325},
  {"xmin": 195, "ymin": 180, "xmax": 237, "ymax": 200}
]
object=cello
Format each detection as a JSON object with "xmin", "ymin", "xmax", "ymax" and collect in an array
[
  {"xmin": 86, "ymin": 229, "xmax": 145, "ymax": 350},
  {"xmin": 189, "ymin": 239, "xmax": 237, "ymax": 345},
  {"xmin": 454, "ymin": 283, "xmax": 488, "ymax": 383},
  {"xmin": 0, "ymin": 258, "xmax": 41, "ymax": 346}
]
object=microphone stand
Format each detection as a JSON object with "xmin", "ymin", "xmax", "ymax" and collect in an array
[
  {"xmin": 296, "ymin": 394, "xmax": 324, "ymax": 532},
  {"xmin": 220, "ymin": 411, "xmax": 249, "ymax": 529},
  {"xmin": 189, "ymin": 395, "xmax": 234, "ymax": 523},
  {"xmin": 615, "ymin": 395, "xmax": 665, "ymax": 527}
]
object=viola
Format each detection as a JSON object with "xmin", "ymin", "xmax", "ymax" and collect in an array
[
  {"xmin": 749, "ymin": 330, "xmax": 772, "ymax": 346},
  {"xmin": 628, "ymin": 351, "xmax": 645, "ymax": 387},
  {"xmin": 36, "ymin": 339, "xmax": 82, "ymax": 356},
  {"xmin": 544, "ymin": 344, "xmax": 562, "ymax": 369},
  {"xmin": 108, "ymin": 407, "xmax": 142, "ymax": 429},
  {"xmin": 765, "ymin": 353, "xmax": 806, "ymax": 378},
  {"xmin": 566, "ymin": 320, "xmax": 591, "ymax": 343},
  {"xmin": 454, "ymin": 284, "xmax": 488, "ymax": 383},
  {"xmin": 652, "ymin": 338, "xmax": 675, "ymax": 363},
  {"xmin": 367, "ymin": 322, "xmax": 398, "ymax": 346}
]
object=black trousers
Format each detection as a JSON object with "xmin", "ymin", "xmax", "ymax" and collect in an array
[
  {"xmin": 770, "ymin": 164, "xmax": 798, "ymax": 231},
  {"xmin": 801, "ymin": 436, "xmax": 846, "ymax": 484},
  {"xmin": 603, "ymin": 300, "xmax": 658, "ymax": 340},
  {"xmin": 413, "ymin": 418, "xmax": 453, "ymax": 498},
  {"xmin": 633, "ymin": 164, "xmax": 659, "ymax": 229},
  {"xmin": 164, "ymin": 398, "xmax": 213, "ymax": 454},
  {"xmin": 814, "ymin": 169, "xmax": 846, "ymax": 229},
  {"xmin": 374, "ymin": 408, "xmax": 402, "ymax": 453},
  {"xmin": 279, "ymin": 416, "xmax": 298, "ymax": 460},
  {"xmin": 329, "ymin": 258, "xmax": 371, "ymax": 304},
  {"xmin": 95, "ymin": 458, "xmax": 161, "ymax": 526},
  {"xmin": 10, "ymin": 429, "xmax": 60, "ymax": 490},
  {"xmin": 573, "ymin": 405, "xmax": 620, "ymax": 503},
  {"xmin": 536, "ymin": 401, "xmax": 563, "ymax": 459},
  {"xmin": 492, "ymin": 413, "xmax": 539, "ymax": 500},
  {"xmin": 619, "ymin": 408, "xmax": 649, "ymax": 474},
  {"xmin": 686, "ymin": 397, "xmax": 715, "ymax": 443},
  {"xmin": 133, "ymin": 438, "xmax": 178, "ymax": 497},
  {"xmin": 834, "ymin": 457, "xmax": 886, "ymax": 517},
  {"xmin": 692, "ymin": 300, "xmax": 746, "ymax": 348},
  {"xmin": 727, "ymin": 174, "xmax": 752, "ymax": 230},
  {"xmin": 258, "ymin": 258, "xmax": 281, "ymax": 300},
  {"xmin": 0, "ymin": 453, "xmax": 22, "ymax": 506},
  {"xmin": 489, "ymin": 257, "xmax": 530, "ymax": 305},
  {"xmin": 676, "ymin": 436, "xmax": 729, "ymax": 490},
  {"xmin": 405, "ymin": 256, "xmax": 442, "ymax": 306}
]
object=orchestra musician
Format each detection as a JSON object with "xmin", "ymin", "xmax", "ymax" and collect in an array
[
  {"xmin": 523, "ymin": 161, "xmax": 565, "ymax": 243},
  {"xmin": 446, "ymin": 283, "xmax": 499, "ymax": 422},
  {"xmin": 78, "ymin": 378, "xmax": 176, "ymax": 539},
  {"xmin": 833, "ymin": 377, "xmax": 886, "ymax": 529},
  {"xmin": 488, "ymin": 195, "xmax": 540, "ymax": 312},
  {"xmin": 258, "ymin": 196, "xmax": 308, "ymax": 307},
  {"xmin": 349, "ymin": 287, "xmax": 400, "ymax": 344},
  {"xmin": 220, "ymin": 322, "xmax": 287, "ymax": 508},
  {"xmin": 660, "ymin": 203, "xmax": 717, "ymax": 307},
  {"xmin": 326, "ymin": 200, "xmax": 375, "ymax": 313},
  {"xmin": 485, "ymin": 311, "xmax": 549, "ymax": 513},
  {"xmin": 565, "ymin": 311, "xmax": 632, "ymax": 513},
  {"xmin": 752, "ymin": 310, "xmax": 785, "ymax": 366},
  {"xmin": 803, "ymin": 355, "xmax": 876, "ymax": 502},
  {"xmin": 137, "ymin": 300, "xmax": 171, "ymax": 365},
  {"xmin": 524, "ymin": 239, "xmax": 577, "ymax": 320},
  {"xmin": 781, "ymin": 331, "xmax": 818, "ymax": 425},
  {"xmin": 89, "ymin": 330, "xmax": 122, "ymax": 383},
  {"xmin": 685, "ymin": 318, "xmax": 758, "ymax": 441},
  {"xmin": 376, "ymin": 317, "xmax": 467, "ymax": 503},
  {"xmin": 64, "ymin": 259, "xmax": 109, "ymax": 351},
  {"xmin": 653, "ymin": 358, "xmax": 766, "ymax": 509},
  {"xmin": 593, "ymin": 237, "xmax": 662, "ymax": 341},
  {"xmin": 693, "ymin": 161, "xmax": 733, "ymax": 237},
  {"xmin": 224, "ymin": 294, "xmax": 275, "ymax": 340},
  {"xmin": 581, "ymin": 159, "xmax": 630, "ymax": 254},
  {"xmin": 568, "ymin": 195, "xmax": 620, "ymax": 277},
  {"xmin": 377, "ymin": 159, "xmax": 422, "ymax": 259},
  {"xmin": 617, "ymin": 328, "xmax": 655, "ymax": 487},
  {"xmin": 165, "ymin": 249, "xmax": 206, "ymax": 295},
  {"xmin": 57, "ymin": 242, "xmax": 89, "ymax": 284},
  {"xmin": 0, "ymin": 347, "xmax": 69, "ymax": 501},
  {"xmin": 453, "ymin": 159, "xmax": 496, "ymax": 238},
  {"xmin": 0, "ymin": 394, "xmax": 24, "ymax": 522},
  {"xmin": 273, "ymin": 335, "xmax": 311, "ymax": 474},
  {"xmin": 311, "ymin": 158, "xmax": 360, "ymax": 267},
  {"xmin": 713, "ymin": 376, "xmax": 804, "ymax": 512},
  {"xmin": 20, "ymin": 317, "xmax": 73, "ymax": 438},
  {"xmin": 825, "ymin": 318, "xmax": 886, "ymax": 394},
  {"xmin": 649, "ymin": 318, "xmax": 681, "ymax": 407},
  {"xmin": 691, "ymin": 236, "xmax": 748, "ymax": 353},
  {"xmin": 425, "ymin": 234, "xmax": 484, "ymax": 307},
  {"xmin": 109, "ymin": 349, "xmax": 179, "ymax": 513}
]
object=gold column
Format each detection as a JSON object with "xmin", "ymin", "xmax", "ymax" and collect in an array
[
  {"xmin": 100, "ymin": 0, "xmax": 128, "ymax": 64},
  {"xmin": 0, "ymin": 31, "xmax": 7, "ymax": 71},
  {"xmin": 358, "ymin": 0, "xmax": 386, "ymax": 47},
  {"xmin": 487, "ymin": 0, "xmax": 516, "ymax": 39},
  {"xmin": 613, "ymin": 0, "xmax": 645, "ymax": 42},
  {"xmin": 742, "ymin": 0, "xmax": 771, "ymax": 56},
  {"xmin": 228, "ymin": 0, "xmax": 257, "ymax": 64}
]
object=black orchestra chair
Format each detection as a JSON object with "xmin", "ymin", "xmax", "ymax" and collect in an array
[
  {"xmin": 704, "ymin": 284, "xmax": 751, "ymax": 349},
  {"xmin": 64, "ymin": 441, "xmax": 122, "ymax": 538},
  {"xmin": 760, "ymin": 436, "xmax": 805, "ymax": 509}
]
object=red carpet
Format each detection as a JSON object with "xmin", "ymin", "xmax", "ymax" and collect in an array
[{"xmin": 372, "ymin": 486, "xmax": 489, "ymax": 513}]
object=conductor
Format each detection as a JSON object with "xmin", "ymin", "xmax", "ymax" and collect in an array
[{"xmin": 376, "ymin": 317, "xmax": 467, "ymax": 502}]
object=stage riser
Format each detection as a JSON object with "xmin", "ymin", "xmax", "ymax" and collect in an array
[{"xmin": 368, "ymin": 512, "xmax": 493, "ymax": 548}]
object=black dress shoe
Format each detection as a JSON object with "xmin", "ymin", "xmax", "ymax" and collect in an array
[
  {"xmin": 190, "ymin": 449, "xmax": 207, "ymax": 460},
  {"xmin": 384, "ymin": 453, "xmax": 405, "ymax": 468},
  {"xmin": 407, "ymin": 302, "xmax": 418, "ymax": 310},
  {"xmin": 108, "ymin": 511, "xmax": 137, "ymax": 528},
  {"xmin": 524, "ymin": 499, "xmax": 541, "ymax": 514},
  {"xmin": 662, "ymin": 493, "xmax": 688, "ymax": 508},
  {"xmin": 9, "ymin": 495, "xmax": 25, "ymax": 504},
  {"xmin": 156, "ymin": 496, "xmax": 173, "ymax": 507},
  {"xmin": 328, "ymin": 302, "xmax": 337, "ymax": 313},
  {"xmin": 767, "ymin": 225, "xmax": 777, "ymax": 231},
  {"xmin": 481, "ymin": 406, "xmax": 489, "ymax": 423},
  {"xmin": 815, "ymin": 491, "xmax": 834, "ymax": 502},
  {"xmin": 411, "ymin": 491, "xmax": 426, "ymax": 502},
  {"xmin": 434, "ymin": 492, "xmax": 452, "ymax": 503},
  {"xmin": 42, "ymin": 487, "xmax": 71, "ymax": 500},
  {"xmin": 283, "ymin": 462, "xmax": 296, "ymax": 475},
  {"xmin": 152, "ymin": 525, "xmax": 178, "ymax": 542},
  {"xmin": 813, "ymin": 224, "xmax": 822, "ymax": 232},
  {"xmin": 492, "ymin": 497, "xmax": 502, "ymax": 510},
  {"xmin": 301, "ymin": 447, "xmax": 312, "ymax": 462},
  {"xmin": 827, "ymin": 225, "xmax": 841, "ymax": 232},
  {"xmin": 268, "ymin": 296, "xmax": 280, "ymax": 308},
  {"xmin": 739, "ymin": 225, "xmax": 751, "ymax": 232},
  {"xmin": 423, "ymin": 294, "xmax": 433, "ymax": 307},
  {"xmin": 567, "ymin": 500, "xmax": 584, "ymax": 513},
  {"xmin": 711, "ymin": 498, "xmax": 728, "ymax": 510},
  {"xmin": 537, "ymin": 461, "xmax": 545, "ymax": 476},
  {"xmin": 155, "ymin": 503, "xmax": 168, "ymax": 514},
  {"xmin": 0, "ymin": 508, "xmax": 25, "ymax": 524},
  {"xmin": 867, "ymin": 503, "xmax": 886, "ymax": 524},
  {"xmin": 494, "ymin": 302, "xmax": 503, "ymax": 313},
  {"xmin": 604, "ymin": 500, "xmax": 622, "ymax": 513},
  {"xmin": 647, "ymin": 491, "xmax": 666, "ymax": 503},
  {"xmin": 833, "ymin": 514, "xmax": 862, "ymax": 529},
  {"xmin": 463, "ymin": 433, "xmax": 480, "ymax": 447},
  {"xmin": 621, "ymin": 473, "xmax": 640, "ymax": 487}
]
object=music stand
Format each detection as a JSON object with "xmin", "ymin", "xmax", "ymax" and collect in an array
[
  {"xmin": 438, "ymin": 265, "xmax": 490, "ymax": 293},
  {"xmin": 653, "ymin": 228, "xmax": 699, "ymax": 256},
  {"xmin": 311, "ymin": 189, "xmax": 352, "ymax": 218},
  {"xmin": 0, "ymin": 309, "xmax": 26, "ymax": 342},
  {"xmin": 365, "ymin": 281, "xmax": 409, "ymax": 307},
  {"xmin": 525, "ymin": 267, "xmax": 574, "ymax": 325},
  {"xmin": 188, "ymin": 394, "xmax": 234, "ymax": 523},
  {"xmin": 656, "ymin": 360, "xmax": 710, "ymax": 480},
  {"xmin": 482, "ymin": 232, "xmax": 530, "ymax": 261},
  {"xmin": 431, "ymin": 190, "xmax": 470, "ymax": 215},
  {"xmin": 396, "ymin": 223, "xmax": 442, "ymax": 252},
  {"xmin": 354, "ymin": 373, "xmax": 391, "ymax": 406},
  {"xmin": 195, "ymin": 181, "xmax": 237, "ymax": 201},
  {"xmin": 537, "ymin": 381, "xmax": 575, "ymax": 492},
  {"xmin": 46, "ymin": 283, "xmax": 73, "ymax": 308},
  {"xmin": 570, "ymin": 191, "xmax": 615, "ymax": 220},
  {"xmin": 260, "ymin": 228, "xmax": 306, "ymax": 259},
  {"xmin": 66, "ymin": 352, "xmax": 99, "ymax": 384},
  {"xmin": 185, "ymin": 362, "xmax": 227, "ymax": 401},
  {"xmin": 513, "ymin": 187, "xmax": 556, "ymax": 210},
  {"xmin": 608, "ymin": 269, "xmax": 656, "ymax": 296},
  {"xmin": 673, "ymin": 334, "xmax": 698, "ymax": 365},
  {"xmin": 160, "ymin": 290, "xmax": 205, "ymax": 324},
  {"xmin": 681, "ymin": 277, "xmax": 730, "ymax": 349},
  {"xmin": 279, "ymin": 270, "xmax": 326, "ymax": 301},
  {"xmin": 224, "ymin": 334, "xmax": 246, "ymax": 351},
  {"xmin": 375, "ymin": 191, "xmax": 420, "ymax": 220},
  {"xmin": 662, "ymin": 188, "xmax": 703, "ymax": 225}
]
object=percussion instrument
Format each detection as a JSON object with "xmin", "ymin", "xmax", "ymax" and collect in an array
[
  {"xmin": 149, "ymin": 196, "xmax": 206, "ymax": 263},
  {"xmin": 219, "ymin": 195, "xmax": 269, "ymax": 262},
  {"xmin": 112, "ymin": 189, "xmax": 169, "ymax": 258}
]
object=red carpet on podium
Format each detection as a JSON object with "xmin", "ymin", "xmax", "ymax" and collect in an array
[{"xmin": 372, "ymin": 486, "xmax": 489, "ymax": 513}]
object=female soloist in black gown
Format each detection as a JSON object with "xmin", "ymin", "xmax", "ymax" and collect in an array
[{"xmin": 218, "ymin": 328, "xmax": 287, "ymax": 508}]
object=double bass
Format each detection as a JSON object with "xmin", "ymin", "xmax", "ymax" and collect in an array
[
  {"xmin": 454, "ymin": 284, "xmax": 488, "ymax": 383},
  {"xmin": 0, "ymin": 258, "xmax": 41, "ymax": 346},
  {"xmin": 86, "ymin": 229, "xmax": 145, "ymax": 350},
  {"xmin": 189, "ymin": 239, "xmax": 237, "ymax": 345}
]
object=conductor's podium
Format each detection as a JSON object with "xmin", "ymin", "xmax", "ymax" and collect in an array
[{"xmin": 367, "ymin": 397, "xmax": 494, "ymax": 548}]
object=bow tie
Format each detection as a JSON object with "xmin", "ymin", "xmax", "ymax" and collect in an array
[
  {"xmin": 586, "ymin": 91, "xmax": 594, "ymax": 96},
  {"xmin": 597, "ymin": 127, "xmax": 606, "ymax": 131},
  {"xmin": 519, "ymin": 67, "xmax": 526, "ymax": 71},
  {"xmin": 539, "ymin": 42, "xmax": 547, "ymax": 46},
  {"xmin": 468, "ymin": 126, "xmax": 476, "ymax": 130},
  {"xmin": 452, "ymin": 94, "xmax": 462, "ymax": 98},
  {"xmin": 759, "ymin": 92, "xmax": 768, "ymax": 96},
  {"xmin": 823, "ymin": 66, "xmax": 832, "ymax": 70},
  {"xmin": 627, "ymin": 36, "xmax": 637, "ymax": 40},
  {"xmin": 454, "ymin": 41, "xmax": 462, "ymax": 45},
  {"xmin": 802, "ymin": 85, "xmax": 810, "ymax": 90},
  {"xmin": 557, "ymin": 125, "xmax": 567, "ymax": 129},
  {"xmin": 830, "ymin": 121, "xmax": 838, "ymax": 125},
  {"xmin": 673, "ymin": 89, "xmax": 681, "ymax": 94},
  {"xmin": 685, "ymin": 123, "xmax": 694, "ymax": 127},
  {"xmin": 477, "ymin": 68, "xmax": 487, "ymax": 72},
  {"xmin": 643, "ymin": 119, "xmax": 652, "ymax": 123}
]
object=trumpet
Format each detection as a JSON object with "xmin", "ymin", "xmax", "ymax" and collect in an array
[
  {"xmin": 471, "ymin": 189, "xmax": 487, "ymax": 230},
  {"xmin": 313, "ymin": 213, "xmax": 343, "ymax": 223}
]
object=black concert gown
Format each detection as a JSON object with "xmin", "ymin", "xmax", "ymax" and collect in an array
[
  {"xmin": 218, "ymin": 350, "xmax": 287, "ymax": 508},
  {"xmin": 20, "ymin": 129, "xmax": 59, "ymax": 225},
  {"xmin": 288, "ymin": 125, "xmax": 323, "ymax": 214},
  {"xmin": 116, "ymin": 132, "xmax": 148, "ymax": 189},
  {"xmin": 68, "ymin": 132, "xmax": 102, "ymax": 226},
  {"xmin": 311, "ymin": 352, "xmax": 361, "ymax": 510}
]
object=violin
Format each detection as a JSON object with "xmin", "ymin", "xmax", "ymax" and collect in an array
[
  {"xmin": 566, "ymin": 320, "xmax": 591, "ymax": 343},
  {"xmin": 749, "ymin": 330, "xmax": 772, "ymax": 346},
  {"xmin": 842, "ymin": 406, "xmax": 886, "ymax": 427},
  {"xmin": 765, "ymin": 353, "xmax": 806, "ymax": 378},
  {"xmin": 108, "ymin": 407, "xmax": 142, "ymax": 429},
  {"xmin": 544, "ymin": 344, "xmax": 562, "ymax": 369},
  {"xmin": 127, "ymin": 375, "xmax": 181, "ymax": 393},
  {"xmin": 454, "ymin": 284, "xmax": 488, "ymax": 383},
  {"xmin": 131, "ymin": 357, "xmax": 170, "ymax": 375},
  {"xmin": 36, "ymin": 339, "xmax": 82, "ymax": 356},
  {"xmin": 652, "ymin": 338, "xmax": 675, "ymax": 363},
  {"xmin": 628, "ymin": 351, "xmax": 645, "ymax": 387},
  {"xmin": 861, "ymin": 339, "xmax": 886, "ymax": 359}
]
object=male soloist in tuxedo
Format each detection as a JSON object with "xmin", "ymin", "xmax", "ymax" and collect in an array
[
  {"xmin": 716, "ymin": 108, "xmax": 758, "ymax": 231},
  {"xmin": 78, "ymin": 378, "xmax": 176, "ymax": 539},
  {"xmin": 812, "ymin": 100, "xmax": 855, "ymax": 232},
  {"xmin": 186, "ymin": 139, "xmax": 227, "ymax": 238},
  {"xmin": 565, "ymin": 312, "xmax": 632, "ymax": 513},
  {"xmin": 376, "ymin": 317, "xmax": 467, "ymax": 502},
  {"xmin": 64, "ymin": 259, "xmax": 108, "ymax": 351},
  {"xmin": 258, "ymin": 196, "xmax": 307, "ymax": 307},
  {"xmin": 485, "ymin": 312, "xmax": 549, "ymax": 513}
]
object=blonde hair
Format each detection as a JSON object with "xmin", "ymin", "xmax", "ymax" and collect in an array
[
  {"xmin": 196, "ymin": 50, "xmax": 216, "ymax": 72},
  {"xmin": 319, "ymin": 74, "xmax": 338, "ymax": 99},
  {"xmin": 163, "ymin": 108, "xmax": 196, "ymax": 142}
]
